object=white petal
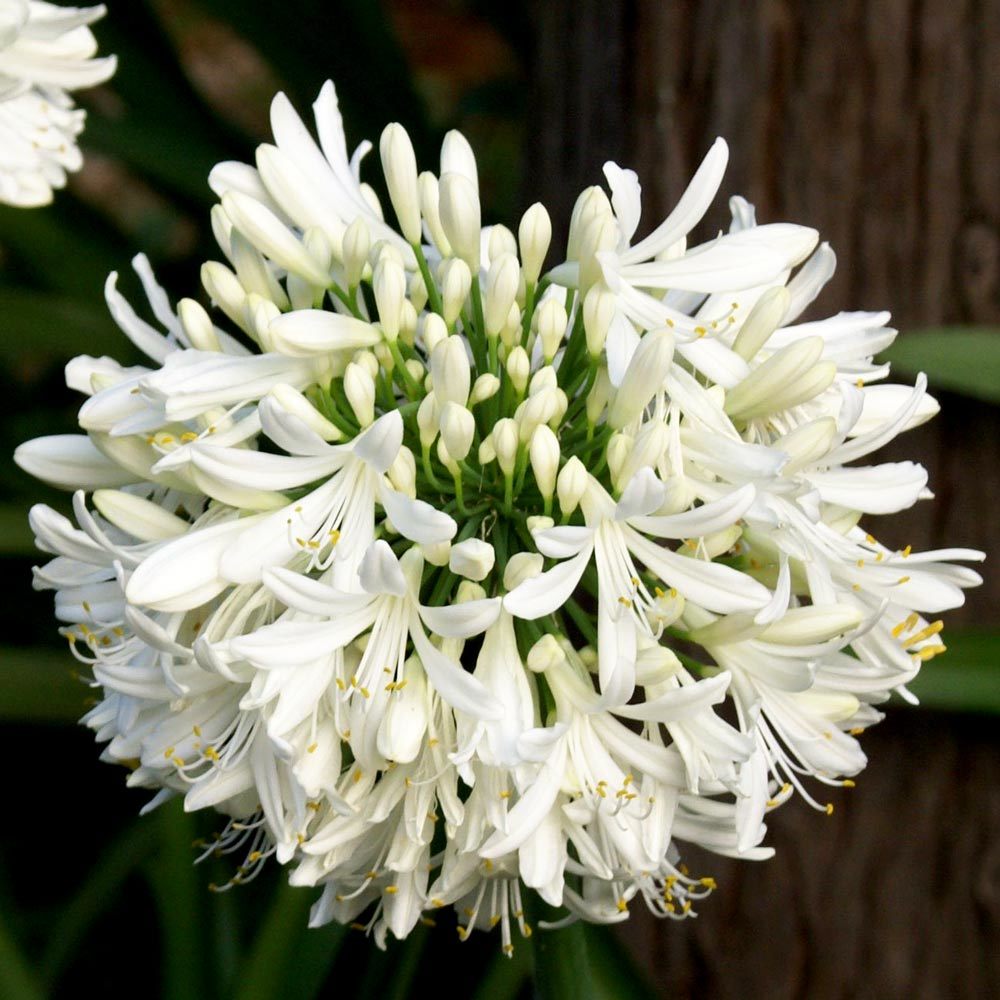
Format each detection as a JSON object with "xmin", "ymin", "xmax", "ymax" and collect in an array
[
  {"xmin": 629, "ymin": 483, "xmax": 756, "ymax": 538},
  {"xmin": 503, "ymin": 545, "xmax": 592, "ymax": 620},
  {"xmin": 268, "ymin": 310, "xmax": 381, "ymax": 356},
  {"xmin": 615, "ymin": 467, "xmax": 666, "ymax": 521},
  {"xmin": 810, "ymin": 462, "xmax": 928, "ymax": 514},
  {"xmin": 615, "ymin": 671, "xmax": 730, "ymax": 722},
  {"xmin": 419, "ymin": 597, "xmax": 501, "ymax": 639},
  {"xmin": 353, "ymin": 410, "xmax": 402, "ymax": 473},
  {"xmin": 15, "ymin": 434, "xmax": 138, "ymax": 490},
  {"xmin": 359, "ymin": 540, "xmax": 407, "ymax": 597},
  {"xmin": 380, "ymin": 485, "xmax": 457, "ymax": 545}
]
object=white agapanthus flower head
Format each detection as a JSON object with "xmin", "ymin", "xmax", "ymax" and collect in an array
[
  {"xmin": 0, "ymin": 0, "xmax": 115, "ymax": 206},
  {"xmin": 16, "ymin": 79, "xmax": 984, "ymax": 953}
]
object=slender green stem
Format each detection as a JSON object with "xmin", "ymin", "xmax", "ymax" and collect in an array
[
  {"xmin": 412, "ymin": 242, "xmax": 444, "ymax": 317},
  {"xmin": 525, "ymin": 895, "xmax": 597, "ymax": 1000}
]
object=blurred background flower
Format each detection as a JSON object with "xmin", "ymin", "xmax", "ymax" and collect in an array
[{"xmin": 0, "ymin": 2, "xmax": 997, "ymax": 998}]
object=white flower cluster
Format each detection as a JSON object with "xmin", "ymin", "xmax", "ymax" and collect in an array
[
  {"xmin": 0, "ymin": 1, "xmax": 115, "ymax": 206},
  {"xmin": 16, "ymin": 81, "xmax": 983, "ymax": 952}
]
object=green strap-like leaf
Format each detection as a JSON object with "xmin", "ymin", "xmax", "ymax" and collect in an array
[
  {"xmin": 882, "ymin": 327, "xmax": 1000, "ymax": 404},
  {"xmin": 0, "ymin": 907, "xmax": 44, "ymax": 1000},
  {"xmin": 0, "ymin": 646, "xmax": 87, "ymax": 723},
  {"xmin": 907, "ymin": 630, "xmax": 1000, "ymax": 714}
]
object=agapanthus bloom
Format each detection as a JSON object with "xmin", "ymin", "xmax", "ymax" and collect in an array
[
  {"xmin": 16, "ymin": 79, "xmax": 983, "ymax": 952},
  {"xmin": 0, "ymin": 0, "xmax": 115, "ymax": 206}
]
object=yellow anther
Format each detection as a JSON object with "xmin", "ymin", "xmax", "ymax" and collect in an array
[
  {"xmin": 618, "ymin": 596, "xmax": 633, "ymax": 608},
  {"xmin": 865, "ymin": 533, "xmax": 876, "ymax": 544},
  {"xmin": 825, "ymin": 803, "xmax": 835, "ymax": 816},
  {"xmin": 483, "ymin": 858, "xmax": 494, "ymax": 872},
  {"xmin": 385, "ymin": 886, "xmax": 399, "ymax": 895},
  {"xmin": 307, "ymin": 742, "xmax": 318, "ymax": 754},
  {"xmin": 856, "ymin": 559, "xmax": 865, "ymax": 568},
  {"xmin": 850, "ymin": 727, "xmax": 865, "ymax": 736},
  {"xmin": 359, "ymin": 687, "xmax": 370, "ymax": 699},
  {"xmin": 193, "ymin": 726, "xmax": 202, "ymax": 737},
  {"xmin": 499, "ymin": 790, "xmax": 511, "ymax": 800},
  {"xmin": 489, "ymin": 914, "xmax": 501, "ymax": 928},
  {"xmin": 349, "ymin": 923, "xmax": 367, "ymax": 932},
  {"xmin": 700, "ymin": 877, "xmax": 717, "ymax": 890},
  {"xmin": 616, "ymin": 898, "xmax": 628, "ymax": 913},
  {"xmin": 843, "ymin": 779, "xmax": 856, "ymax": 788},
  {"xmin": 306, "ymin": 801, "xmax": 321, "ymax": 812},
  {"xmin": 523, "ymin": 923, "xmax": 533, "ymax": 938},
  {"xmin": 905, "ymin": 620, "xmax": 944, "ymax": 646},
  {"xmin": 352, "ymin": 769, "xmax": 363, "ymax": 783},
  {"xmin": 781, "ymin": 783, "xmax": 791, "ymax": 794},
  {"xmin": 248, "ymin": 851, "xmax": 262, "ymax": 863},
  {"xmin": 902, "ymin": 545, "xmax": 912, "ymax": 557},
  {"xmin": 172, "ymin": 756, "xmax": 185, "ymax": 768},
  {"xmin": 502, "ymin": 943, "xmax": 514, "ymax": 955},
  {"xmin": 335, "ymin": 678, "xmax": 346, "ymax": 691},
  {"xmin": 180, "ymin": 432, "xmax": 198, "ymax": 442},
  {"xmin": 916, "ymin": 644, "xmax": 946, "ymax": 661},
  {"xmin": 896, "ymin": 576, "xmax": 911, "ymax": 585},
  {"xmin": 163, "ymin": 746, "xmax": 175, "ymax": 758},
  {"xmin": 421, "ymin": 917, "xmax": 437, "ymax": 928},
  {"xmin": 456, "ymin": 926, "xmax": 468, "ymax": 940},
  {"xmin": 431, "ymin": 897, "xmax": 445, "ymax": 908},
  {"xmin": 204, "ymin": 747, "xmax": 220, "ymax": 762},
  {"xmin": 855, "ymin": 378, "xmax": 864, "ymax": 388},
  {"xmin": 695, "ymin": 326, "xmax": 707, "ymax": 337}
]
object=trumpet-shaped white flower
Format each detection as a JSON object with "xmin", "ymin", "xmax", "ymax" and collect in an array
[
  {"xmin": 0, "ymin": 1, "xmax": 115, "ymax": 205},
  {"xmin": 18, "ymin": 78, "xmax": 983, "ymax": 952}
]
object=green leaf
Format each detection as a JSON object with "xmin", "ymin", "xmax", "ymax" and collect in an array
[
  {"xmin": 0, "ymin": 505, "xmax": 36, "ymax": 556},
  {"xmin": 41, "ymin": 821, "xmax": 160, "ymax": 990},
  {"xmin": 882, "ymin": 327, "xmax": 1000, "ymax": 404},
  {"xmin": 526, "ymin": 897, "xmax": 597, "ymax": 1000},
  {"xmin": 0, "ymin": 646, "xmax": 87, "ymax": 723},
  {"xmin": 582, "ymin": 924, "xmax": 658, "ymax": 1000},
  {"xmin": 0, "ymin": 907, "xmax": 44, "ymax": 1000},
  {"xmin": 229, "ymin": 879, "xmax": 346, "ymax": 1000},
  {"xmin": 907, "ymin": 630, "xmax": 1000, "ymax": 714},
  {"xmin": 471, "ymin": 942, "xmax": 531, "ymax": 1000}
]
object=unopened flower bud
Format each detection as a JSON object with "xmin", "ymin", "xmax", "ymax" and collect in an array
[
  {"xmin": 178, "ymin": 298, "xmax": 220, "ymax": 353},
  {"xmin": 583, "ymin": 283, "xmax": 615, "ymax": 357},
  {"xmin": 557, "ymin": 456, "xmax": 587, "ymax": 516},
  {"xmin": 607, "ymin": 328, "xmax": 675, "ymax": 429},
  {"xmin": 201, "ymin": 261, "xmax": 249, "ymax": 332},
  {"xmin": 439, "ymin": 172, "xmax": 481, "ymax": 272},
  {"xmin": 506, "ymin": 346, "xmax": 530, "ymax": 395},
  {"xmin": 488, "ymin": 224, "xmax": 517, "ymax": 263},
  {"xmin": 439, "ymin": 401, "xmax": 475, "ymax": 462},
  {"xmin": 492, "ymin": 418, "xmax": 519, "ymax": 475},
  {"xmin": 405, "ymin": 358, "xmax": 424, "ymax": 384},
  {"xmin": 418, "ymin": 172, "xmax": 452, "ymax": 256},
  {"xmin": 431, "ymin": 336, "xmax": 471, "ymax": 406},
  {"xmin": 449, "ymin": 538, "xmax": 495, "ymax": 582},
  {"xmin": 341, "ymin": 218, "xmax": 371, "ymax": 290},
  {"xmin": 422, "ymin": 312, "xmax": 449, "ymax": 356},
  {"xmin": 379, "ymin": 122, "xmax": 422, "ymax": 244},
  {"xmin": 529, "ymin": 424, "xmax": 560, "ymax": 500},
  {"xmin": 352, "ymin": 350, "xmax": 379, "ymax": 379},
  {"xmin": 577, "ymin": 215, "xmax": 618, "ymax": 296},
  {"xmin": 566, "ymin": 186, "xmax": 612, "ymax": 261},
  {"xmin": 440, "ymin": 129, "xmax": 478, "ymax": 186},
  {"xmin": 517, "ymin": 388, "xmax": 558, "ymax": 443},
  {"xmin": 417, "ymin": 391, "xmax": 439, "ymax": 448},
  {"xmin": 518, "ymin": 202, "xmax": 551, "ymax": 285},
  {"xmin": 536, "ymin": 298, "xmax": 568, "ymax": 362},
  {"xmin": 373, "ymin": 254, "xmax": 407, "ymax": 342},
  {"xmin": 359, "ymin": 182, "xmax": 384, "ymax": 219},
  {"xmin": 732, "ymin": 286, "xmax": 790, "ymax": 362},
  {"xmin": 268, "ymin": 384, "xmax": 342, "ymax": 441},
  {"xmin": 529, "ymin": 366, "xmax": 557, "ymax": 396},
  {"xmin": 607, "ymin": 432, "xmax": 632, "ymax": 490},
  {"xmin": 93, "ymin": 489, "xmax": 188, "ymax": 542},
  {"xmin": 439, "ymin": 257, "xmax": 472, "ymax": 327},
  {"xmin": 503, "ymin": 552, "xmax": 544, "ymax": 591},
  {"xmin": 484, "ymin": 252, "xmax": 520, "ymax": 337},
  {"xmin": 421, "ymin": 540, "xmax": 451, "ymax": 567},
  {"xmin": 724, "ymin": 336, "xmax": 827, "ymax": 421},
  {"xmin": 344, "ymin": 362, "xmax": 375, "ymax": 427},
  {"xmin": 469, "ymin": 373, "xmax": 500, "ymax": 406},
  {"xmin": 500, "ymin": 302, "xmax": 522, "ymax": 349},
  {"xmin": 388, "ymin": 446, "xmax": 417, "ymax": 496},
  {"xmin": 399, "ymin": 299, "xmax": 418, "ymax": 344},
  {"xmin": 527, "ymin": 634, "xmax": 565, "ymax": 673},
  {"xmin": 408, "ymin": 270, "xmax": 428, "ymax": 312},
  {"xmin": 478, "ymin": 437, "xmax": 496, "ymax": 465}
]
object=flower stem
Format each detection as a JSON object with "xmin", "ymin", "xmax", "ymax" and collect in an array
[{"xmin": 526, "ymin": 896, "xmax": 597, "ymax": 1000}]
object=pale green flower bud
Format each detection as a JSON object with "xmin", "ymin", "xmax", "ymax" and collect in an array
[
  {"xmin": 492, "ymin": 418, "xmax": 519, "ymax": 475},
  {"xmin": 408, "ymin": 269, "xmax": 428, "ymax": 312},
  {"xmin": 439, "ymin": 172, "xmax": 481, "ymax": 272},
  {"xmin": 93, "ymin": 490, "xmax": 188, "ymax": 542},
  {"xmin": 421, "ymin": 540, "xmax": 451, "ymax": 567},
  {"xmin": 488, "ymin": 224, "xmax": 517, "ymax": 263},
  {"xmin": 469, "ymin": 373, "xmax": 500, "ymax": 406},
  {"xmin": 439, "ymin": 401, "xmax": 475, "ymax": 462},
  {"xmin": 178, "ymin": 298, "xmax": 220, "ymax": 353},
  {"xmin": 484, "ymin": 252, "xmax": 520, "ymax": 337},
  {"xmin": 342, "ymin": 217, "xmax": 371, "ymax": 288},
  {"xmin": 422, "ymin": 312, "xmax": 449, "ymax": 356},
  {"xmin": 352, "ymin": 350, "xmax": 380, "ymax": 379},
  {"xmin": 268, "ymin": 384, "xmax": 342, "ymax": 441},
  {"xmin": 388, "ymin": 445, "xmax": 417, "ymax": 497},
  {"xmin": 201, "ymin": 261, "xmax": 249, "ymax": 333},
  {"xmin": 418, "ymin": 171, "xmax": 452, "ymax": 256},
  {"xmin": 577, "ymin": 215, "xmax": 618, "ymax": 296},
  {"xmin": 607, "ymin": 328, "xmax": 675, "ymax": 429},
  {"xmin": 478, "ymin": 437, "xmax": 496, "ymax": 465},
  {"xmin": 518, "ymin": 202, "xmax": 551, "ymax": 286},
  {"xmin": 500, "ymin": 302, "xmax": 522, "ymax": 349},
  {"xmin": 607, "ymin": 432, "xmax": 633, "ymax": 490},
  {"xmin": 529, "ymin": 424, "xmax": 560, "ymax": 501},
  {"xmin": 373, "ymin": 253, "xmax": 407, "ymax": 342},
  {"xmin": 439, "ymin": 257, "xmax": 472, "ymax": 327},
  {"xmin": 506, "ymin": 346, "xmax": 530, "ymax": 396},
  {"xmin": 517, "ymin": 387, "xmax": 558, "ymax": 443},
  {"xmin": 775, "ymin": 417, "xmax": 838, "ymax": 473},
  {"xmin": 529, "ymin": 366, "xmax": 557, "ymax": 396},
  {"xmin": 566, "ymin": 186, "xmax": 612, "ymax": 261},
  {"xmin": 417, "ymin": 391, "xmax": 439, "ymax": 448},
  {"xmin": 404, "ymin": 358, "xmax": 424, "ymax": 384},
  {"xmin": 583, "ymin": 283, "xmax": 615, "ymax": 357},
  {"xmin": 536, "ymin": 298, "xmax": 568, "ymax": 362},
  {"xmin": 344, "ymin": 361, "xmax": 375, "ymax": 427},
  {"xmin": 449, "ymin": 538, "xmax": 495, "ymax": 582},
  {"xmin": 431, "ymin": 335, "xmax": 471, "ymax": 406},
  {"xmin": 586, "ymin": 365, "xmax": 612, "ymax": 424},
  {"xmin": 436, "ymin": 436, "xmax": 458, "ymax": 473},
  {"xmin": 724, "ymin": 337, "xmax": 828, "ymax": 420},
  {"xmin": 635, "ymin": 645, "xmax": 682, "ymax": 687},
  {"xmin": 379, "ymin": 122, "xmax": 422, "ymax": 244},
  {"xmin": 503, "ymin": 551, "xmax": 545, "ymax": 591},
  {"xmin": 440, "ymin": 129, "xmax": 478, "ymax": 186},
  {"xmin": 527, "ymin": 633, "xmax": 565, "ymax": 673},
  {"xmin": 732, "ymin": 286, "xmax": 790, "ymax": 361},
  {"xmin": 557, "ymin": 456, "xmax": 587, "ymax": 516}
]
